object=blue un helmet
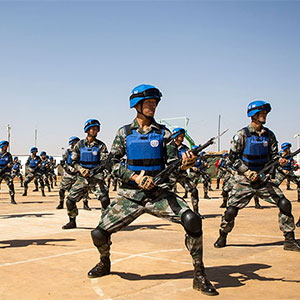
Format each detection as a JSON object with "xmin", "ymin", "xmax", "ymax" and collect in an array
[
  {"xmin": 247, "ymin": 100, "xmax": 271, "ymax": 117},
  {"xmin": 45, "ymin": 155, "xmax": 49, "ymax": 159},
  {"xmin": 222, "ymin": 152, "xmax": 228, "ymax": 158},
  {"xmin": 199, "ymin": 151, "xmax": 206, "ymax": 157},
  {"xmin": 84, "ymin": 119, "xmax": 100, "ymax": 133},
  {"xmin": 30, "ymin": 147, "xmax": 38, "ymax": 153},
  {"xmin": 0, "ymin": 140, "xmax": 9, "ymax": 148},
  {"xmin": 172, "ymin": 127, "xmax": 186, "ymax": 138},
  {"xmin": 49, "ymin": 156, "xmax": 53, "ymax": 160},
  {"xmin": 14, "ymin": 156, "xmax": 18, "ymax": 160},
  {"xmin": 40, "ymin": 151, "xmax": 46, "ymax": 156},
  {"xmin": 69, "ymin": 136, "xmax": 80, "ymax": 145},
  {"xmin": 281, "ymin": 142, "xmax": 292, "ymax": 150},
  {"xmin": 192, "ymin": 145, "xmax": 198, "ymax": 150},
  {"xmin": 129, "ymin": 84, "xmax": 162, "ymax": 108}
]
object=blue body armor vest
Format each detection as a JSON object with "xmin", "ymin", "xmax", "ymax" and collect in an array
[
  {"xmin": 0, "ymin": 153, "xmax": 10, "ymax": 170},
  {"xmin": 29, "ymin": 157, "xmax": 39, "ymax": 169},
  {"xmin": 241, "ymin": 127, "xmax": 270, "ymax": 172},
  {"xmin": 219, "ymin": 159, "xmax": 226, "ymax": 168},
  {"xmin": 13, "ymin": 163, "xmax": 20, "ymax": 171},
  {"xmin": 67, "ymin": 149, "xmax": 72, "ymax": 165},
  {"xmin": 282, "ymin": 157, "xmax": 292, "ymax": 171},
  {"xmin": 125, "ymin": 125, "xmax": 165, "ymax": 176},
  {"xmin": 177, "ymin": 144, "xmax": 189, "ymax": 158},
  {"xmin": 79, "ymin": 140, "xmax": 100, "ymax": 169},
  {"xmin": 41, "ymin": 160, "xmax": 48, "ymax": 172}
]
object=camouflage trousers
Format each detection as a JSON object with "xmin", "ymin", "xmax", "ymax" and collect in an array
[
  {"xmin": 190, "ymin": 171, "xmax": 210, "ymax": 194},
  {"xmin": 0, "ymin": 172, "xmax": 15, "ymax": 198},
  {"xmin": 59, "ymin": 172, "xmax": 77, "ymax": 201},
  {"xmin": 11, "ymin": 169, "xmax": 23, "ymax": 185},
  {"xmin": 217, "ymin": 168, "xmax": 226, "ymax": 180},
  {"xmin": 24, "ymin": 171, "xmax": 44, "ymax": 190},
  {"xmin": 49, "ymin": 171, "xmax": 57, "ymax": 185},
  {"xmin": 67, "ymin": 173, "xmax": 109, "ymax": 217},
  {"xmin": 96, "ymin": 187, "xmax": 203, "ymax": 262},
  {"xmin": 170, "ymin": 173, "xmax": 199, "ymax": 212},
  {"xmin": 220, "ymin": 174, "xmax": 295, "ymax": 234},
  {"xmin": 274, "ymin": 170, "xmax": 300, "ymax": 201},
  {"xmin": 41, "ymin": 173, "xmax": 51, "ymax": 189}
]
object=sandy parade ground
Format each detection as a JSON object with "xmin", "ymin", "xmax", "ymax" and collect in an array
[{"xmin": 0, "ymin": 179, "xmax": 299, "ymax": 300}]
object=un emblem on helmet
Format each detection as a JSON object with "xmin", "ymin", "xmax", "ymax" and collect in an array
[
  {"xmin": 92, "ymin": 151, "xmax": 98, "ymax": 155},
  {"xmin": 150, "ymin": 140, "xmax": 159, "ymax": 147}
]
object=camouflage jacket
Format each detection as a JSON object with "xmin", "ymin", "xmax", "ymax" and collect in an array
[
  {"xmin": 111, "ymin": 118, "xmax": 178, "ymax": 200},
  {"xmin": 229, "ymin": 123, "xmax": 279, "ymax": 174},
  {"xmin": 71, "ymin": 137, "xmax": 108, "ymax": 172}
]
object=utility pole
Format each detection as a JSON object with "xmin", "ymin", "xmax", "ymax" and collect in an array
[
  {"xmin": 217, "ymin": 115, "xmax": 221, "ymax": 152},
  {"xmin": 7, "ymin": 124, "xmax": 11, "ymax": 152},
  {"xmin": 294, "ymin": 134, "xmax": 300, "ymax": 167},
  {"xmin": 34, "ymin": 128, "xmax": 38, "ymax": 147}
]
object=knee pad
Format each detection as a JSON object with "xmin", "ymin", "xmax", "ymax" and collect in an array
[
  {"xmin": 221, "ymin": 190, "xmax": 228, "ymax": 197},
  {"xmin": 91, "ymin": 228, "xmax": 110, "ymax": 247},
  {"xmin": 191, "ymin": 188, "xmax": 199, "ymax": 200},
  {"xmin": 181, "ymin": 209, "xmax": 202, "ymax": 237},
  {"xmin": 66, "ymin": 199, "xmax": 76, "ymax": 211},
  {"xmin": 277, "ymin": 198, "xmax": 292, "ymax": 216},
  {"xmin": 100, "ymin": 195, "xmax": 110, "ymax": 210},
  {"xmin": 224, "ymin": 206, "xmax": 238, "ymax": 222}
]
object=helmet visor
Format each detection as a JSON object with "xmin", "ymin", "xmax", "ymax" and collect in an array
[
  {"xmin": 130, "ymin": 88, "xmax": 162, "ymax": 100},
  {"xmin": 248, "ymin": 103, "xmax": 271, "ymax": 115}
]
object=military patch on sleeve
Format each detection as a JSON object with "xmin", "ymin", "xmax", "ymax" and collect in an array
[{"xmin": 233, "ymin": 134, "xmax": 239, "ymax": 143}]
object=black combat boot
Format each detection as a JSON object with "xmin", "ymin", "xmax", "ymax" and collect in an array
[
  {"xmin": 214, "ymin": 230, "xmax": 228, "ymax": 248},
  {"xmin": 183, "ymin": 191, "xmax": 188, "ymax": 198},
  {"xmin": 42, "ymin": 189, "xmax": 46, "ymax": 197},
  {"xmin": 286, "ymin": 183, "xmax": 291, "ymax": 190},
  {"xmin": 296, "ymin": 219, "xmax": 300, "ymax": 227},
  {"xmin": 51, "ymin": 183, "xmax": 54, "ymax": 189},
  {"xmin": 32, "ymin": 186, "xmax": 39, "ymax": 192},
  {"xmin": 220, "ymin": 198, "xmax": 227, "ymax": 208},
  {"xmin": 204, "ymin": 192, "xmax": 210, "ymax": 199},
  {"xmin": 193, "ymin": 261, "xmax": 218, "ymax": 296},
  {"xmin": 56, "ymin": 201, "xmax": 64, "ymax": 209},
  {"xmin": 88, "ymin": 257, "xmax": 111, "ymax": 278},
  {"xmin": 283, "ymin": 232, "xmax": 300, "ymax": 252},
  {"xmin": 297, "ymin": 189, "xmax": 300, "ymax": 202},
  {"xmin": 216, "ymin": 179, "xmax": 220, "ymax": 190},
  {"xmin": 83, "ymin": 200, "xmax": 91, "ymax": 211},
  {"xmin": 62, "ymin": 217, "xmax": 77, "ymax": 229},
  {"xmin": 22, "ymin": 189, "xmax": 27, "ymax": 196},
  {"xmin": 254, "ymin": 197, "xmax": 263, "ymax": 209},
  {"xmin": 11, "ymin": 196, "xmax": 17, "ymax": 204},
  {"xmin": 48, "ymin": 186, "xmax": 51, "ymax": 192}
]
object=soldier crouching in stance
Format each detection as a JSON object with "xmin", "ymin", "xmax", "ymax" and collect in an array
[
  {"xmin": 214, "ymin": 100, "xmax": 300, "ymax": 252},
  {"xmin": 88, "ymin": 84, "xmax": 218, "ymax": 296}
]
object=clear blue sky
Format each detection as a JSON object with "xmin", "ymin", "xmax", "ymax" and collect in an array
[{"xmin": 1, "ymin": 1, "xmax": 299, "ymax": 155}]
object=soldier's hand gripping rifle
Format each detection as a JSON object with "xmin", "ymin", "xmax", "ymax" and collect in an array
[
  {"xmin": 154, "ymin": 129, "xmax": 229, "ymax": 185},
  {"xmin": 252, "ymin": 147, "xmax": 300, "ymax": 189},
  {"xmin": 88, "ymin": 152, "xmax": 114, "ymax": 178}
]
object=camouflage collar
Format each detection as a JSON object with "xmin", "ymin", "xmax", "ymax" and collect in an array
[
  {"xmin": 130, "ymin": 118, "xmax": 161, "ymax": 134},
  {"xmin": 248, "ymin": 124, "xmax": 268, "ymax": 135},
  {"xmin": 84, "ymin": 137, "xmax": 101, "ymax": 147}
]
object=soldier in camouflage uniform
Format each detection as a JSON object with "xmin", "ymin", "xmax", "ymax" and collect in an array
[
  {"xmin": 189, "ymin": 149, "xmax": 211, "ymax": 200},
  {"xmin": 0, "ymin": 141, "xmax": 16, "ymax": 204},
  {"xmin": 87, "ymin": 84, "xmax": 218, "ymax": 296},
  {"xmin": 23, "ymin": 147, "xmax": 46, "ymax": 197},
  {"xmin": 170, "ymin": 127, "xmax": 200, "ymax": 213},
  {"xmin": 274, "ymin": 143, "xmax": 300, "ymax": 202},
  {"xmin": 214, "ymin": 100, "xmax": 300, "ymax": 252},
  {"xmin": 48, "ymin": 156, "xmax": 57, "ymax": 188},
  {"xmin": 216, "ymin": 152, "xmax": 228, "ymax": 190},
  {"xmin": 62, "ymin": 119, "xmax": 110, "ymax": 229},
  {"xmin": 40, "ymin": 152, "xmax": 51, "ymax": 193},
  {"xmin": 11, "ymin": 156, "xmax": 23, "ymax": 187}
]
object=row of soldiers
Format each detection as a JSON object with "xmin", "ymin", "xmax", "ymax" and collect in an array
[
  {"xmin": 1, "ymin": 84, "xmax": 300, "ymax": 296},
  {"xmin": 0, "ymin": 142, "xmax": 58, "ymax": 203}
]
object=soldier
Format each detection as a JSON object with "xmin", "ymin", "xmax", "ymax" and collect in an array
[
  {"xmin": 87, "ymin": 84, "xmax": 218, "ymax": 296},
  {"xmin": 57, "ymin": 137, "xmax": 91, "ymax": 210},
  {"xmin": 40, "ymin": 152, "xmax": 51, "ymax": 193},
  {"xmin": 11, "ymin": 156, "xmax": 23, "ymax": 187},
  {"xmin": 171, "ymin": 127, "xmax": 200, "ymax": 213},
  {"xmin": 23, "ymin": 147, "xmax": 45, "ymax": 197},
  {"xmin": 190, "ymin": 149, "xmax": 211, "ymax": 199},
  {"xmin": 0, "ymin": 141, "xmax": 16, "ymax": 204},
  {"xmin": 62, "ymin": 119, "xmax": 110, "ymax": 229},
  {"xmin": 214, "ymin": 100, "xmax": 300, "ymax": 252},
  {"xmin": 216, "ymin": 152, "xmax": 228, "ymax": 190},
  {"xmin": 49, "ymin": 156, "xmax": 58, "ymax": 188},
  {"xmin": 273, "ymin": 143, "xmax": 300, "ymax": 202},
  {"xmin": 296, "ymin": 217, "xmax": 300, "ymax": 227}
]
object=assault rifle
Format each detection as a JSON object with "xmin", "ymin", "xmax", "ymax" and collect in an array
[
  {"xmin": 88, "ymin": 153, "xmax": 114, "ymax": 177},
  {"xmin": 252, "ymin": 147, "xmax": 300, "ymax": 189},
  {"xmin": 154, "ymin": 129, "xmax": 229, "ymax": 185}
]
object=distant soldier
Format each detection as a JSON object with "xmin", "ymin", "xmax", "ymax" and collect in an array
[
  {"xmin": 171, "ymin": 127, "xmax": 200, "ymax": 213},
  {"xmin": 62, "ymin": 119, "xmax": 110, "ymax": 229},
  {"xmin": 214, "ymin": 100, "xmax": 300, "ymax": 252},
  {"xmin": 0, "ymin": 140, "xmax": 16, "ymax": 204},
  {"xmin": 216, "ymin": 152, "xmax": 228, "ymax": 189},
  {"xmin": 274, "ymin": 143, "xmax": 300, "ymax": 202},
  {"xmin": 49, "ymin": 156, "xmax": 58, "ymax": 188},
  {"xmin": 40, "ymin": 152, "xmax": 51, "ymax": 193},
  {"xmin": 11, "ymin": 156, "xmax": 24, "ymax": 187},
  {"xmin": 23, "ymin": 147, "xmax": 46, "ymax": 197}
]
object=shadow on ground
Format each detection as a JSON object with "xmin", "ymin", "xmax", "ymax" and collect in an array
[
  {"xmin": 112, "ymin": 263, "xmax": 300, "ymax": 288},
  {"xmin": 0, "ymin": 238, "xmax": 76, "ymax": 248},
  {"xmin": 0, "ymin": 213, "xmax": 54, "ymax": 219}
]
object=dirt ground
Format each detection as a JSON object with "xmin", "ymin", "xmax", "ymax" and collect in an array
[{"xmin": 0, "ymin": 179, "xmax": 300, "ymax": 300}]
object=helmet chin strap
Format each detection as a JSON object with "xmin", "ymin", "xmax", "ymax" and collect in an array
[
  {"xmin": 137, "ymin": 101, "xmax": 154, "ymax": 121},
  {"xmin": 252, "ymin": 116, "xmax": 266, "ymax": 126}
]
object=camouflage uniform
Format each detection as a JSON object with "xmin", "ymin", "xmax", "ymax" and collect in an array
[
  {"xmin": 216, "ymin": 124, "xmax": 296, "ymax": 244},
  {"xmin": 65, "ymin": 138, "xmax": 109, "ymax": 219},
  {"xmin": 273, "ymin": 157, "xmax": 300, "ymax": 202},
  {"xmin": 40, "ymin": 158, "xmax": 51, "ymax": 192},
  {"xmin": 92, "ymin": 119, "xmax": 205, "ymax": 279},
  {"xmin": 49, "ymin": 160, "xmax": 57, "ymax": 188},
  {"xmin": 216, "ymin": 157, "xmax": 226, "ymax": 189},
  {"xmin": 11, "ymin": 160, "xmax": 23, "ymax": 187},
  {"xmin": 0, "ymin": 151, "xmax": 15, "ymax": 203},
  {"xmin": 23, "ymin": 155, "xmax": 45, "ymax": 196}
]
